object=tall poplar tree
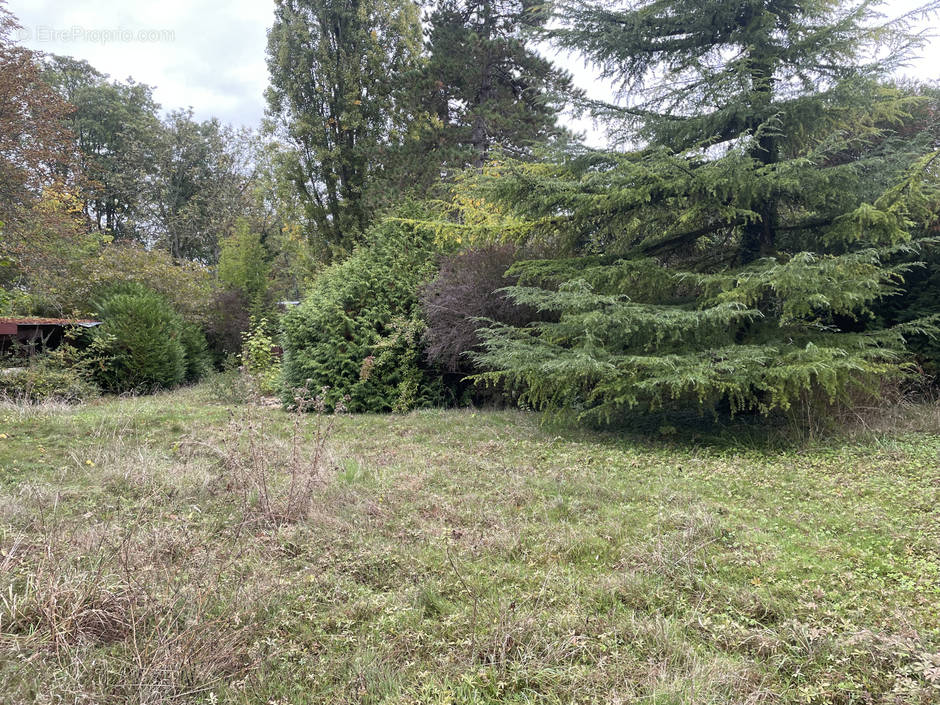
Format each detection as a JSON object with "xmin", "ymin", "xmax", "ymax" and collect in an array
[
  {"xmin": 266, "ymin": 0, "xmax": 423, "ymax": 258},
  {"xmin": 433, "ymin": 0, "xmax": 940, "ymax": 420}
]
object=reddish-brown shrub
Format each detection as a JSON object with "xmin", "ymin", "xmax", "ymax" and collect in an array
[{"xmin": 420, "ymin": 245, "xmax": 539, "ymax": 374}]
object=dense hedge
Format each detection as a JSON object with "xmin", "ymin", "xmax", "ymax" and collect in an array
[
  {"xmin": 92, "ymin": 284, "xmax": 210, "ymax": 392},
  {"xmin": 281, "ymin": 221, "xmax": 444, "ymax": 412}
]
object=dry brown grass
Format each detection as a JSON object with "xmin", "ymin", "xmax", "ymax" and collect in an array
[
  {"xmin": 1, "ymin": 514, "xmax": 265, "ymax": 703},
  {"xmin": 178, "ymin": 385, "xmax": 344, "ymax": 528}
]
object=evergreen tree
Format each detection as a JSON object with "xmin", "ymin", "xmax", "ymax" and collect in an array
[
  {"xmin": 266, "ymin": 0, "xmax": 424, "ymax": 258},
  {"xmin": 217, "ymin": 218, "xmax": 271, "ymax": 312},
  {"xmin": 427, "ymin": 0, "xmax": 940, "ymax": 420},
  {"xmin": 424, "ymin": 0, "xmax": 574, "ymax": 169},
  {"xmin": 874, "ymin": 84, "xmax": 940, "ymax": 374}
]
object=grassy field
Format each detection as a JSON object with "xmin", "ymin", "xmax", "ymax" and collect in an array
[{"xmin": 0, "ymin": 387, "xmax": 939, "ymax": 704}]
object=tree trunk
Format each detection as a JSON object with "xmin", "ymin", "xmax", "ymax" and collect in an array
[
  {"xmin": 740, "ymin": 53, "xmax": 778, "ymax": 265},
  {"xmin": 470, "ymin": 0, "xmax": 494, "ymax": 169}
]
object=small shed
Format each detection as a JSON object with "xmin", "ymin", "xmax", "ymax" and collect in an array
[{"xmin": 0, "ymin": 318, "xmax": 102, "ymax": 355}]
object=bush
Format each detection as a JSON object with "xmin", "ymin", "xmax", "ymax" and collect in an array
[
  {"xmin": 240, "ymin": 316, "xmax": 282, "ymax": 396},
  {"xmin": 421, "ymin": 244, "xmax": 541, "ymax": 374},
  {"xmin": 281, "ymin": 221, "xmax": 444, "ymax": 412},
  {"xmin": 0, "ymin": 344, "xmax": 99, "ymax": 404},
  {"xmin": 180, "ymin": 322, "xmax": 213, "ymax": 382},
  {"xmin": 0, "ymin": 366, "xmax": 97, "ymax": 404},
  {"xmin": 92, "ymin": 284, "xmax": 206, "ymax": 393}
]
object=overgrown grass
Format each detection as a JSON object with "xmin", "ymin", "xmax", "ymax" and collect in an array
[{"xmin": 1, "ymin": 386, "xmax": 938, "ymax": 703}]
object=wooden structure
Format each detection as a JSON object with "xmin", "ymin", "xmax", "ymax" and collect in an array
[{"xmin": 0, "ymin": 318, "xmax": 101, "ymax": 355}]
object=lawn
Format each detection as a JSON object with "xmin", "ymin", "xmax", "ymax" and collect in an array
[{"xmin": 0, "ymin": 387, "xmax": 938, "ymax": 704}]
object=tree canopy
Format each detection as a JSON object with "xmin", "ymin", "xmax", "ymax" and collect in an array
[
  {"xmin": 423, "ymin": 0, "xmax": 940, "ymax": 419},
  {"xmin": 42, "ymin": 56, "xmax": 162, "ymax": 239},
  {"xmin": 266, "ymin": 0, "xmax": 425, "ymax": 257}
]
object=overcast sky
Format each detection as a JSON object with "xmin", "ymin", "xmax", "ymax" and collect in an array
[{"xmin": 9, "ymin": 0, "xmax": 940, "ymax": 145}]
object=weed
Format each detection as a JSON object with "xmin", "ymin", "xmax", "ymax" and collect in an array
[
  {"xmin": 337, "ymin": 457, "xmax": 371, "ymax": 485},
  {"xmin": 213, "ymin": 385, "xmax": 343, "ymax": 526}
]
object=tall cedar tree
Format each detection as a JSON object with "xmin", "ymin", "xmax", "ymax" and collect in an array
[
  {"xmin": 431, "ymin": 0, "xmax": 940, "ymax": 420},
  {"xmin": 266, "ymin": 0, "xmax": 423, "ymax": 258},
  {"xmin": 424, "ymin": 0, "xmax": 575, "ymax": 169}
]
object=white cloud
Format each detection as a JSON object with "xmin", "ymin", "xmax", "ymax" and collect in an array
[{"xmin": 10, "ymin": 0, "xmax": 272, "ymax": 126}]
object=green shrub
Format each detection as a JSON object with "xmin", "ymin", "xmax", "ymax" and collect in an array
[
  {"xmin": 0, "ymin": 344, "xmax": 99, "ymax": 404},
  {"xmin": 240, "ymin": 316, "xmax": 282, "ymax": 396},
  {"xmin": 91, "ymin": 284, "xmax": 191, "ymax": 393},
  {"xmin": 180, "ymin": 322, "xmax": 213, "ymax": 382},
  {"xmin": 0, "ymin": 366, "xmax": 98, "ymax": 404},
  {"xmin": 281, "ymin": 221, "xmax": 444, "ymax": 412}
]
